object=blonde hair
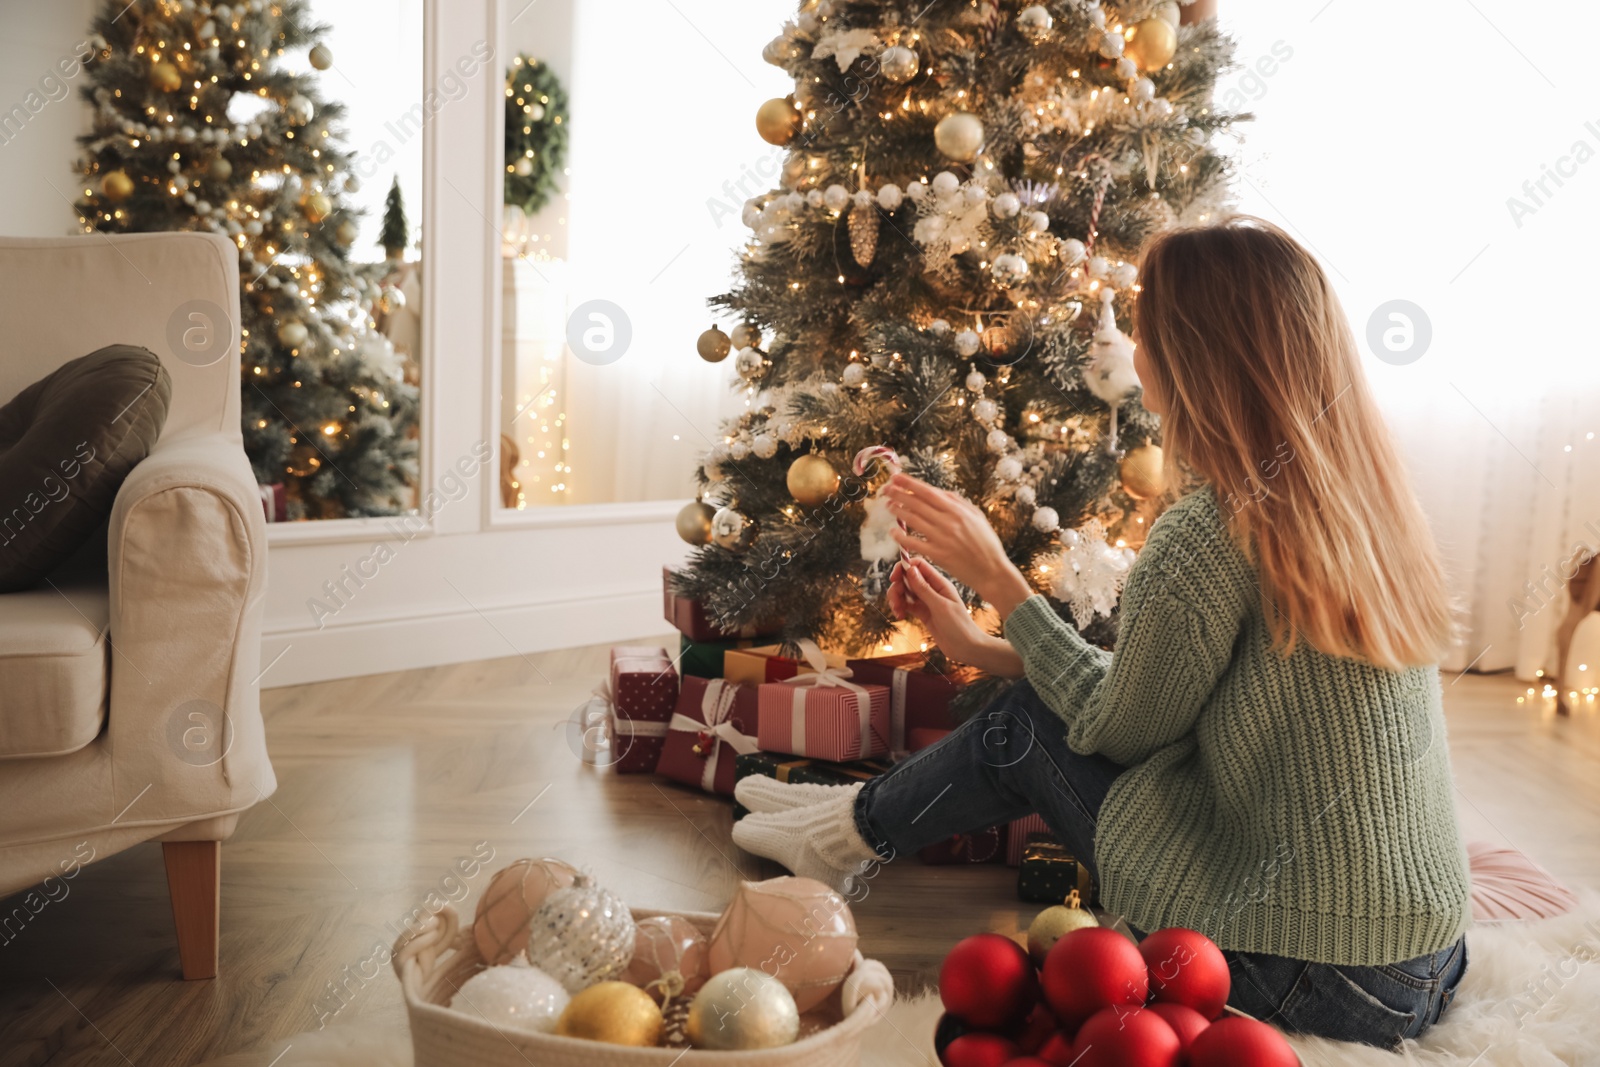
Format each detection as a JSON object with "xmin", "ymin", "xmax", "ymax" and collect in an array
[{"xmin": 1135, "ymin": 216, "xmax": 1450, "ymax": 670}]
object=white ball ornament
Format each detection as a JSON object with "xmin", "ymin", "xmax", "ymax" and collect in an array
[
  {"xmin": 1088, "ymin": 5, "xmax": 1108, "ymax": 29},
  {"xmin": 823, "ymin": 184, "xmax": 850, "ymax": 212},
  {"xmin": 996, "ymin": 456, "xmax": 1024, "ymax": 481},
  {"xmin": 931, "ymin": 171, "xmax": 961, "ymax": 197},
  {"xmin": 1026, "ymin": 211, "xmax": 1050, "ymax": 234},
  {"xmin": 1112, "ymin": 262, "xmax": 1139, "ymax": 289},
  {"xmin": 686, "ymin": 968, "xmax": 800, "ymax": 1050},
  {"xmin": 752, "ymin": 433, "xmax": 778, "ymax": 459},
  {"xmin": 965, "ymin": 369, "xmax": 987, "ymax": 392},
  {"xmin": 194, "ymin": 200, "xmax": 212, "ymax": 215},
  {"xmin": 784, "ymin": 191, "xmax": 805, "ymax": 212},
  {"xmin": 934, "ymin": 112, "xmax": 985, "ymax": 162},
  {"xmin": 1099, "ymin": 32, "xmax": 1125, "ymax": 59},
  {"xmin": 954, "ymin": 329, "xmax": 981, "ymax": 356},
  {"xmin": 1060, "ymin": 526, "xmax": 1082, "ymax": 548},
  {"xmin": 730, "ymin": 440, "xmax": 751, "ymax": 461},
  {"xmin": 166, "ymin": 158, "xmax": 182, "ymax": 174},
  {"xmin": 1060, "ymin": 237, "xmax": 1086, "ymax": 266},
  {"xmin": 992, "ymin": 192, "xmax": 1021, "ymax": 219},
  {"xmin": 805, "ymin": 189, "xmax": 824, "ymax": 208},
  {"xmin": 523, "ymin": 874, "xmax": 636, "ymax": 995},
  {"xmin": 1133, "ymin": 77, "xmax": 1157, "ymax": 103},
  {"xmin": 963, "ymin": 185, "xmax": 988, "ymax": 206},
  {"xmin": 1016, "ymin": 4, "xmax": 1054, "ymax": 42},
  {"xmin": 742, "ymin": 203, "xmax": 761, "ymax": 228},
  {"xmin": 285, "ymin": 94, "xmax": 314, "ymax": 124},
  {"xmin": 527, "ymin": 103, "xmax": 545, "ymax": 121},
  {"xmin": 1016, "ymin": 484, "xmax": 1037, "ymax": 506},
  {"xmin": 842, "ymin": 362, "xmax": 866, "ymax": 387},
  {"xmin": 1087, "ymin": 255, "xmax": 1111, "ymax": 280},
  {"xmin": 973, "ymin": 397, "xmax": 999, "ymax": 423},
  {"xmin": 1151, "ymin": 98, "xmax": 1176, "ymax": 119},
  {"xmin": 853, "ymin": 189, "xmax": 875, "ymax": 209},
  {"xmin": 451, "ymin": 960, "xmax": 569, "ymax": 1033},
  {"xmin": 1033, "ymin": 506, "xmax": 1061, "ymax": 532},
  {"xmin": 905, "ymin": 180, "xmax": 928, "ymax": 202},
  {"xmin": 929, "ymin": 318, "xmax": 952, "ymax": 336},
  {"xmin": 734, "ymin": 347, "xmax": 766, "ymax": 380},
  {"xmin": 986, "ymin": 428, "xmax": 1011, "ymax": 453},
  {"xmin": 992, "ymin": 254, "xmax": 1030, "ymax": 288},
  {"xmin": 878, "ymin": 183, "xmax": 903, "ymax": 210}
]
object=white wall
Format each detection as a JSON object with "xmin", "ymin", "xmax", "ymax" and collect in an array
[{"xmin": 0, "ymin": 0, "xmax": 99, "ymax": 236}]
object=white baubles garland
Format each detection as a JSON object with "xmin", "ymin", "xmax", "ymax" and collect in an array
[
  {"xmin": 910, "ymin": 172, "xmax": 993, "ymax": 273},
  {"xmin": 1084, "ymin": 289, "xmax": 1140, "ymax": 451},
  {"xmin": 522, "ymin": 873, "xmax": 635, "ymax": 994},
  {"xmin": 1048, "ymin": 520, "xmax": 1137, "ymax": 628},
  {"xmin": 451, "ymin": 957, "xmax": 569, "ymax": 1033}
]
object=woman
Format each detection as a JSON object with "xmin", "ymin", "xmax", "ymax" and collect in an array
[{"xmin": 731, "ymin": 217, "xmax": 1470, "ymax": 1049}]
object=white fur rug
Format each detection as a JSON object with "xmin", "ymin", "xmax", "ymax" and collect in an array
[{"xmin": 196, "ymin": 898, "xmax": 1600, "ymax": 1067}]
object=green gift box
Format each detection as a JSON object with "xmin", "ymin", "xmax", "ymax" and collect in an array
[
  {"xmin": 730, "ymin": 751, "xmax": 892, "ymax": 819},
  {"xmin": 1017, "ymin": 832, "xmax": 1097, "ymax": 905},
  {"xmin": 679, "ymin": 634, "xmax": 758, "ymax": 679}
]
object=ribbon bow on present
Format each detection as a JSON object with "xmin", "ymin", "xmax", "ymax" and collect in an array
[
  {"xmin": 778, "ymin": 639, "xmax": 876, "ymax": 759},
  {"xmin": 667, "ymin": 678, "xmax": 758, "ymax": 791}
]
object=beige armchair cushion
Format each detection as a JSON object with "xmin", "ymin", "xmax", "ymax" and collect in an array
[{"xmin": 0, "ymin": 582, "xmax": 108, "ymax": 758}]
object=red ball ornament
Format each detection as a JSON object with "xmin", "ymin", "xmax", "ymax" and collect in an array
[
  {"xmin": 1188, "ymin": 1016, "xmax": 1301, "ymax": 1067},
  {"xmin": 1072, "ymin": 1007, "xmax": 1180, "ymax": 1067},
  {"xmin": 1011, "ymin": 1003, "xmax": 1058, "ymax": 1053},
  {"xmin": 1002, "ymin": 1059, "xmax": 1055, "ymax": 1067},
  {"xmin": 1139, "ymin": 927, "xmax": 1231, "ymax": 1019},
  {"xmin": 1041, "ymin": 927, "xmax": 1149, "ymax": 1027},
  {"xmin": 941, "ymin": 1033, "xmax": 1022, "ymax": 1067},
  {"xmin": 1035, "ymin": 1032, "xmax": 1078, "ymax": 1066},
  {"xmin": 1147, "ymin": 1002, "xmax": 1211, "ymax": 1053},
  {"xmin": 941, "ymin": 933, "xmax": 1039, "ymax": 1029}
]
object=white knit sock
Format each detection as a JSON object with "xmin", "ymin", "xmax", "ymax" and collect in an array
[
  {"xmin": 730, "ymin": 786, "xmax": 881, "ymax": 894},
  {"xmin": 734, "ymin": 775, "xmax": 856, "ymax": 814}
]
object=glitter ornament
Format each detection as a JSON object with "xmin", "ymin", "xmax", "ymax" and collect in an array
[
  {"xmin": 523, "ymin": 873, "xmax": 635, "ymax": 994},
  {"xmin": 697, "ymin": 325, "xmax": 732, "ymax": 363},
  {"xmin": 709, "ymin": 876, "xmax": 858, "ymax": 1012},
  {"xmin": 556, "ymin": 981, "xmax": 664, "ymax": 1046},
  {"xmin": 450, "ymin": 958, "xmax": 569, "ymax": 1033},
  {"xmin": 622, "ymin": 915, "xmax": 710, "ymax": 1005},
  {"xmin": 474, "ymin": 857, "xmax": 581, "ymax": 965},
  {"xmin": 1027, "ymin": 890, "xmax": 1098, "ymax": 966},
  {"xmin": 848, "ymin": 200, "xmax": 880, "ymax": 266},
  {"xmin": 686, "ymin": 967, "xmax": 801, "ymax": 1050},
  {"xmin": 787, "ymin": 454, "xmax": 841, "ymax": 506}
]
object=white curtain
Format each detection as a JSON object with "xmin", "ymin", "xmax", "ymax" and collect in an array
[
  {"xmin": 562, "ymin": 0, "xmax": 795, "ymax": 505},
  {"xmin": 1222, "ymin": 0, "xmax": 1600, "ymax": 677}
]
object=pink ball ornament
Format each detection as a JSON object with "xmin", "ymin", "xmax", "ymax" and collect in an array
[
  {"xmin": 473, "ymin": 857, "xmax": 579, "ymax": 965},
  {"xmin": 708, "ymin": 876, "xmax": 857, "ymax": 1013},
  {"xmin": 1147, "ymin": 1002, "xmax": 1211, "ymax": 1053},
  {"xmin": 1139, "ymin": 927, "xmax": 1231, "ymax": 1019},
  {"xmin": 1041, "ymin": 927, "xmax": 1148, "ymax": 1028},
  {"xmin": 1072, "ymin": 1006, "xmax": 1180, "ymax": 1067},
  {"xmin": 622, "ymin": 915, "xmax": 710, "ymax": 1004},
  {"xmin": 940, "ymin": 1033, "xmax": 1021, "ymax": 1067},
  {"xmin": 940, "ymin": 933, "xmax": 1038, "ymax": 1029},
  {"xmin": 1187, "ymin": 1016, "xmax": 1301, "ymax": 1067}
]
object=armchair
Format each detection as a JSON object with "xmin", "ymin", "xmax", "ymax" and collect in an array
[{"xmin": 0, "ymin": 232, "xmax": 275, "ymax": 979}]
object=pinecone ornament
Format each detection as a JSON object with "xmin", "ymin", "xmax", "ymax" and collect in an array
[
  {"xmin": 523, "ymin": 873, "xmax": 636, "ymax": 994},
  {"xmin": 848, "ymin": 201, "xmax": 879, "ymax": 267}
]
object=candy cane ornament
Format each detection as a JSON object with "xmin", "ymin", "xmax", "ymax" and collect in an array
[{"xmin": 852, "ymin": 446, "xmax": 914, "ymax": 565}]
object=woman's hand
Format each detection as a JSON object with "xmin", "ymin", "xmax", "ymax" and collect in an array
[
  {"xmin": 887, "ymin": 558, "xmax": 1025, "ymax": 679},
  {"xmin": 885, "ymin": 474, "xmax": 1036, "ymax": 620}
]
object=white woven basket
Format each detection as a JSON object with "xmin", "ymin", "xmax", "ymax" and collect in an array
[{"xmin": 393, "ymin": 903, "xmax": 895, "ymax": 1067}]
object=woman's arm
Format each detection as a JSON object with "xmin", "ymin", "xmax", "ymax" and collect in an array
[{"xmin": 889, "ymin": 559, "xmax": 1025, "ymax": 678}]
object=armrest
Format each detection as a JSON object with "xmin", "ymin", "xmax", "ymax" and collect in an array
[{"xmin": 103, "ymin": 433, "xmax": 274, "ymax": 826}]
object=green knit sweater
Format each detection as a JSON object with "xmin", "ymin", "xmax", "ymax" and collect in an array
[{"xmin": 1003, "ymin": 487, "xmax": 1470, "ymax": 966}]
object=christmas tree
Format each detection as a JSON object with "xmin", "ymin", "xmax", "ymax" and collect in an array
[
  {"xmin": 380, "ymin": 175, "xmax": 408, "ymax": 259},
  {"xmin": 673, "ymin": 0, "xmax": 1243, "ymax": 659},
  {"xmin": 72, "ymin": 0, "xmax": 418, "ymax": 519}
]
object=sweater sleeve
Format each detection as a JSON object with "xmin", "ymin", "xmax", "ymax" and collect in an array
[{"xmin": 1002, "ymin": 501, "xmax": 1245, "ymax": 765}]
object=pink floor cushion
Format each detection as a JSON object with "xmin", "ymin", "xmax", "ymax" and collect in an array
[{"xmin": 1467, "ymin": 840, "xmax": 1576, "ymax": 922}]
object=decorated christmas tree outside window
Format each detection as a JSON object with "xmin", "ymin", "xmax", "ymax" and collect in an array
[
  {"xmin": 72, "ymin": 0, "xmax": 418, "ymax": 519},
  {"xmin": 673, "ymin": 0, "xmax": 1243, "ymax": 662}
]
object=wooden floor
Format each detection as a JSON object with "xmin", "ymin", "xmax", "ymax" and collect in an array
[{"xmin": 2, "ymin": 642, "xmax": 1597, "ymax": 1067}]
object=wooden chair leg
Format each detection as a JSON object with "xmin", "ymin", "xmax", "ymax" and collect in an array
[{"xmin": 162, "ymin": 840, "xmax": 220, "ymax": 980}]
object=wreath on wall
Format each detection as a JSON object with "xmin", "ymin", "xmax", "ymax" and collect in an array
[{"xmin": 503, "ymin": 55, "xmax": 568, "ymax": 216}]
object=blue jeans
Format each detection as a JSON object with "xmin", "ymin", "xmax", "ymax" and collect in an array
[{"xmin": 854, "ymin": 679, "xmax": 1467, "ymax": 1050}]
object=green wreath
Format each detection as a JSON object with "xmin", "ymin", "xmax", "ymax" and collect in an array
[{"xmin": 503, "ymin": 55, "xmax": 568, "ymax": 216}]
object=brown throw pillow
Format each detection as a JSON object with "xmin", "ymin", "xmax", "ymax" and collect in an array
[{"xmin": 0, "ymin": 345, "xmax": 171, "ymax": 593}]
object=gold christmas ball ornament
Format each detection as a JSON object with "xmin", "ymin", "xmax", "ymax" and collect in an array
[
  {"xmin": 729, "ymin": 322, "xmax": 761, "ymax": 350},
  {"xmin": 755, "ymin": 96, "xmax": 803, "ymax": 147},
  {"xmin": 555, "ymin": 981, "xmax": 664, "ymax": 1047},
  {"xmin": 208, "ymin": 156, "xmax": 233, "ymax": 181},
  {"xmin": 786, "ymin": 454, "xmax": 840, "ymax": 507},
  {"xmin": 512, "ymin": 156, "xmax": 534, "ymax": 177},
  {"xmin": 1119, "ymin": 444, "xmax": 1166, "ymax": 500},
  {"xmin": 1026, "ymin": 891, "xmax": 1099, "ymax": 967},
  {"xmin": 675, "ymin": 499, "xmax": 716, "ymax": 545},
  {"xmin": 879, "ymin": 44, "xmax": 919, "ymax": 83},
  {"xmin": 149, "ymin": 61, "xmax": 182, "ymax": 92},
  {"xmin": 277, "ymin": 319, "xmax": 309, "ymax": 348},
  {"xmin": 934, "ymin": 111, "xmax": 985, "ymax": 162},
  {"xmin": 685, "ymin": 968, "xmax": 800, "ymax": 1050},
  {"xmin": 100, "ymin": 169, "xmax": 134, "ymax": 202},
  {"xmin": 696, "ymin": 325, "xmax": 732, "ymax": 363},
  {"xmin": 302, "ymin": 192, "xmax": 332, "ymax": 223},
  {"xmin": 1124, "ymin": 17, "xmax": 1178, "ymax": 72},
  {"xmin": 308, "ymin": 43, "xmax": 334, "ymax": 70},
  {"xmin": 710, "ymin": 506, "xmax": 757, "ymax": 551},
  {"xmin": 335, "ymin": 218, "xmax": 359, "ymax": 246}
]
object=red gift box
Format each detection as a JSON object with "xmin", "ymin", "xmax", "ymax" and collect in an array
[
  {"xmin": 605, "ymin": 646, "xmax": 678, "ymax": 773},
  {"xmin": 657, "ymin": 677, "xmax": 760, "ymax": 794},
  {"xmin": 724, "ymin": 644, "xmax": 807, "ymax": 686},
  {"xmin": 917, "ymin": 824, "xmax": 1006, "ymax": 865},
  {"xmin": 907, "ymin": 727, "xmax": 953, "ymax": 752},
  {"xmin": 756, "ymin": 641, "xmax": 891, "ymax": 761},
  {"xmin": 844, "ymin": 652, "xmax": 978, "ymax": 757},
  {"xmin": 1006, "ymin": 813, "xmax": 1055, "ymax": 865},
  {"xmin": 663, "ymin": 567, "xmax": 781, "ymax": 642}
]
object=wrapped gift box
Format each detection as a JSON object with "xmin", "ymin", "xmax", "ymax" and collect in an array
[
  {"xmin": 723, "ymin": 644, "xmax": 805, "ymax": 686},
  {"xmin": 1016, "ymin": 833, "xmax": 1096, "ymax": 904},
  {"xmin": 757, "ymin": 671, "xmax": 891, "ymax": 762},
  {"xmin": 679, "ymin": 634, "xmax": 758, "ymax": 679},
  {"xmin": 907, "ymin": 727, "xmax": 953, "ymax": 753},
  {"xmin": 607, "ymin": 646, "xmax": 678, "ymax": 774},
  {"xmin": 656, "ymin": 677, "xmax": 759, "ymax": 795},
  {"xmin": 917, "ymin": 825, "xmax": 1006, "ymax": 865},
  {"xmin": 1006, "ymin": 813, "xmax": 1055, "ymax": 866},
  {"xmin": 844, "ymin": 652, "xmax": 980, "ymax": 756},
  {"xmin": 663, "ymin": 567, "xmax": 781, "ymax": 642}
]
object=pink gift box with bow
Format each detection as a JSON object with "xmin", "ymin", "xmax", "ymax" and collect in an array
[{"xmin": 756, "ymin": 640, "xmax": 891, "ymax": 762}]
